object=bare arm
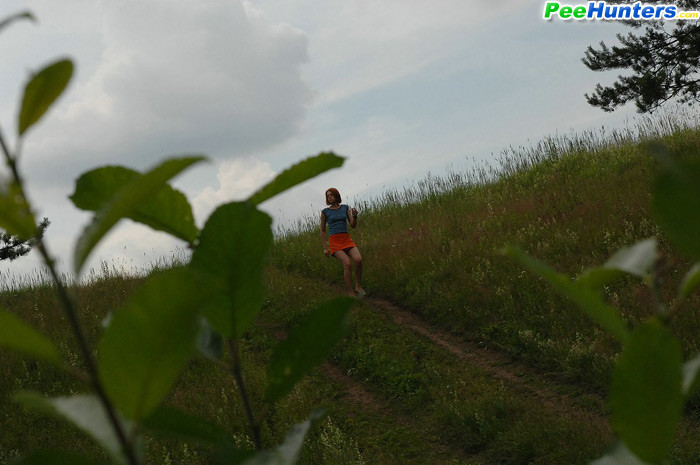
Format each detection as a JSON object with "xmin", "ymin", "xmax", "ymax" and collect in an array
[
  {"xmin": 320, "ymin": 212, "xmax": 330, "ymax": 257},
  {"xmin": 348, "ymin": 207, "xmax": 358, "ymax": 228}
]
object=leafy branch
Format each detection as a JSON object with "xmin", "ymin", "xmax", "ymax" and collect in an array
[
  {"xmin": 506, "ymin": 146, "xmax": 700, "ymax": 464},
  {"xmin": 0, "ymin": 10, "xmax": 352, "ymax": 465}
]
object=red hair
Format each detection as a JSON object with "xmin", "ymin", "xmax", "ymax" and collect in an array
[{"xmin": 325, "ymin": 187, "xmax": 341, "ymax": 204}]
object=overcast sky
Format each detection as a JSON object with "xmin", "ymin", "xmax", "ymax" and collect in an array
[{"xmin": 0, "ymin": 1, "xmax": 659, "ymax": 282}]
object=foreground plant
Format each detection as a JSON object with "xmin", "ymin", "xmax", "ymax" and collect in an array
[
  {"xmin": 506, "ymin": 144, "xmax": 700, "ymax": 464},
  {"xmin": 0, "ymin": 11, "xmax": 351, "ymax": 465}
]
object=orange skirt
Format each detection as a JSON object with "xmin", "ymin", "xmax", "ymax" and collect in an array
[{"xmin": 329, "ymin": 233, "xmax": 357, "ymax": 255}]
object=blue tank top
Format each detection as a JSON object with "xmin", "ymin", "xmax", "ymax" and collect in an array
[{"xmin": 323, "ymin": 205, "xmax": 349, "ymax": 235}]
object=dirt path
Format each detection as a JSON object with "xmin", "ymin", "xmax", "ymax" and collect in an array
[
  {"xmin": 319, "ymin": 361, "xmax": 477, "ymax": 464},
  {"xmin": 321, "ymin": 362, "xmax": 393, "ymax": 417},
  {"xmin": 363, "ymin": 296, "xmax": 611, "ymax": 430}
]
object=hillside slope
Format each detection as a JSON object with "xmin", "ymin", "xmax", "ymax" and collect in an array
[
  {"xmin": 2, "ymin": 123, "xmax": 700, "ymax": 464},
  {"xmin": 272, "ymin": 126, "xmax": 700, "ymax": 391}
]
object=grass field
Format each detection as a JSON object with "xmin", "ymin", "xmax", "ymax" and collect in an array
[{"xmin": 2, "ymin": 110, "xmax": 700, "ymax": 464}]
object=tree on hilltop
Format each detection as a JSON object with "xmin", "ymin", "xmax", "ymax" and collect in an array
[
  {"xmin": 0, "ymin": 217, "xmax": 50, "ymax": 261},
  {"xmin": 582, "ymin": 0, "xmax": 700, "ymax": 112}
]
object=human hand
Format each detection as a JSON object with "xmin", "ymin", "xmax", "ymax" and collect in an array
[
  {"xmin": 323, "ymin": 246, "xmax": 330, "ymax": 258},
  {"xmin": 351, "ymin": 207, "xmax": 358, "ymax": 218}
]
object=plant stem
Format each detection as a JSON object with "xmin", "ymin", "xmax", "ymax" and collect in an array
[
  {"xmin": 37, "ymin": 242, "xmax": 140, "ymax": 465},
  {"xmin": 0, "ymin": 127, "xmax": 12, "ymax": 163},
  {"xmin": 0, "ymin": 126, "xmax": 140, "ymax": 465},
  {"xmin": 229, "ymin": 338, "xmax": 262, "ymax": 450}
]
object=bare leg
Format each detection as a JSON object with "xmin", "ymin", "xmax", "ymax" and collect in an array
[
  {"xmin": 333, "ymin": 250, "xmax": 355, "ymax": 297},
  {"xmin": 347, "ymin": 247, "xmax": 363, "ymax": 293}
]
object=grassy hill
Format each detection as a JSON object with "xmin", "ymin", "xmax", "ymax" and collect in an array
[{"xmin": 2, "ymin": 114, "xmax": 700, "ymax": 464}]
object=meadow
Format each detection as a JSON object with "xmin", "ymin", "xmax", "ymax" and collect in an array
[{"xmin": 2, "ymin": 109, "xmax": 700, "ymax": 464}]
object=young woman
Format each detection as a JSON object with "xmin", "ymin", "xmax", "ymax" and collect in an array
[{"xmin": 320, "ymin": 187, "xmax": 365, "ymax": 298}]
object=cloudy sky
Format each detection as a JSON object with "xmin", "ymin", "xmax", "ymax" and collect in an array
[{"xmin": 0, "ymin": 1, "xmax": 654, "ymax": 281}]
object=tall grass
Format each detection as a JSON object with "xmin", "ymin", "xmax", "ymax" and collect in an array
[{"xmin": 272, "ymin": 107, "xmax": 700, "ymax": 390}]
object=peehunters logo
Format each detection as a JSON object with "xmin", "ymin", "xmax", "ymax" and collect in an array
[{"xmin": 543, "ymin": 1, "xmax": 700, "ymax": 20}]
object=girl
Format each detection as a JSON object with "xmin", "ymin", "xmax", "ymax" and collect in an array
[{"xmin": 320, "ymin": 187, "xmax": 365, "ymax": 298}]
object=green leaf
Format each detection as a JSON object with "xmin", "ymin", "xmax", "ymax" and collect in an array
[
  {"xmin": 98, "ymin": 268, "xmax": 208, "ymax": 420},
  {"xmin": 241, "ymin": 409, "xmax": 325, "ymax": 465},
  {"xmin": 74, "ymin": 156, "xmax": 204, "ymax": 274},
  {"xmin": 265, "ymin": 298, "xmax": 352, "ymax": 403},
  {"xmin": 14, "ymin": 392, "xmax": 132, "ymax": 465},
  {"xmin": 604, "ymin": 238, "xmax": 657, "ymax": 277},
  {"xmin": 609, "ymin": 318, "xmax": 683, "ymax": 464},
  {"xmin": 682, "ymin": 354, "xmax": 700, "ymax": 396},
  {"xmin": 0, "ymin": 11, "xmax": 36, "ymax": 34},
  {"xmin": 0, "ymin": 182, "xmax": 36, "ymax": 237},
  {"xmin": 504, "ymin": 246, "xmax": 629, "ymax": 344},
  {"xmin": 70, "ymin": 165, "xmax": 198, "ymax": 243},
  {"xmin": 190, "ymin": 202, "xmax": 272, "ymax": 338},
  {"xmin": 578, "ymin": 239, "xmax": 657, "ymax": 289},
  {"xmin": 8, "ymin": 449, "xmax": 102, "ymax": 465},
  {"xmin": 652, "ymin": 157, "xmax": 700, "ymax": 260},
  {"xmin": 591, "ymin": 442, "xmax": 652, "ymax": 465},
  {"xmin": 0, "ymin": 308, "xmax": 61, "ymax": 364},
  {"xmin": 18, "ymin": 58, "xmax": 73, "ymax": 136},
  {"xmin": 143, "ymin": 406, "xmax": 234, "ymax": 445},
  {"xmin": 197, "ymin": 317, "xmax": 223, "ymax": 361},
  {"xmin": 680, "ymin": 263, "xmax": 700, "ymax": 298},
  {"xmin": 576, "ymin": 268, "xmax": 624, "ymax": 291},
  {"xmin": 248, "ymin": 152, "xmax": 344, "ymax": 205}
]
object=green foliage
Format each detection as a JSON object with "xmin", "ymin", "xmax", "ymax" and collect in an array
[
  {"xmin": 71, "ymin": 166, "xmax": 199, "ymax": 244},
  {"xmin": 652, "ymin": 154, "xmax": 700, "ymax": 260},
  {"xmin": 577, "ymin": 238, "xmax": 657, "ymax": 289},
  {"xmin": 18, "ymin": 59, "xmax": 73, "ymax": 136},
  {"xmin": 0, "ymin": 309, "xmax": 61, "ymax": 364},
  {"xmin": 590, "ymin": 443, "xmax": 649, "ymax": 465},
  {"xmin": 242, "ymin": 409, "xmax": 324, "ymax": 465},
  {"xmin": 0, "ymin": 10, "xmax": 350, "ymax": 464},
  {"xmin": 13, "ymin": 392, "xmax": 133, "ymax": 464},
  {"xmin": 609, "ymin": 319, "xmax": 682, "ymax": 464},
  {"xmin": 504, "ymin": 246, "xmax": 630, "ymax": 344},
  {"xmin": 582, "ymin": 7, "xmax": 700, "ymax": 113},
  {"xmin": 98, "ymin": 268, "xmax": 207, "ymax": 421},
  {"xmin": 0, "ymin": 217, "xmax": 50, "ymax": 261},
  {"xmin": 73, "ymin": 156, "xmax": 205, "ymax": 274},
  {"xmin": 249, "ymin": 152, "xmax": 344, "ymax": 206},
  {"xmin": 265, "ymin": 298, "xmax": 352, "ymax": 403},
  {"xmin": 508, "ymin": 143, "xmax": 700, "ymax": 464},
  {"xmin": 190, "ymin": 202, "xmax": 272, "ymax": 339},
  {"xmin": 0, "ymin": 182, "xmax": 36, "ymax": 238},
  {"xmin": 680, "ymin": 263, "xmax": 700, "ymax": 298},
  {"xmin": 142, "ymin": 406, "xmax": 235, "ymax": 445}
]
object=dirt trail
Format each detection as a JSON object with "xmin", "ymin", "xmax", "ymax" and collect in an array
[
  {"xmin": 362, "ymin": 296, "xmax": 611, "ymax": 428},
  {"xmin": 319, "ymin": 361, "xmax": 476, "ymax": 464},
  {"xmin": 312, "ymin": 291, "xmax": 614, "ymax": 462}
]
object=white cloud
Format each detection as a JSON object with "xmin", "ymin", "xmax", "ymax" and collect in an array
[
  {"xmin": 248, "ymin": 0, "xmax": 524, "ymax": 105},
  {"xmin": 19, "ymin": 0, "xmax": 312, "ymax": 187},
  {"xmin": 191, "ymin": 157, "xmax": 276, "ymax": 225}
]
